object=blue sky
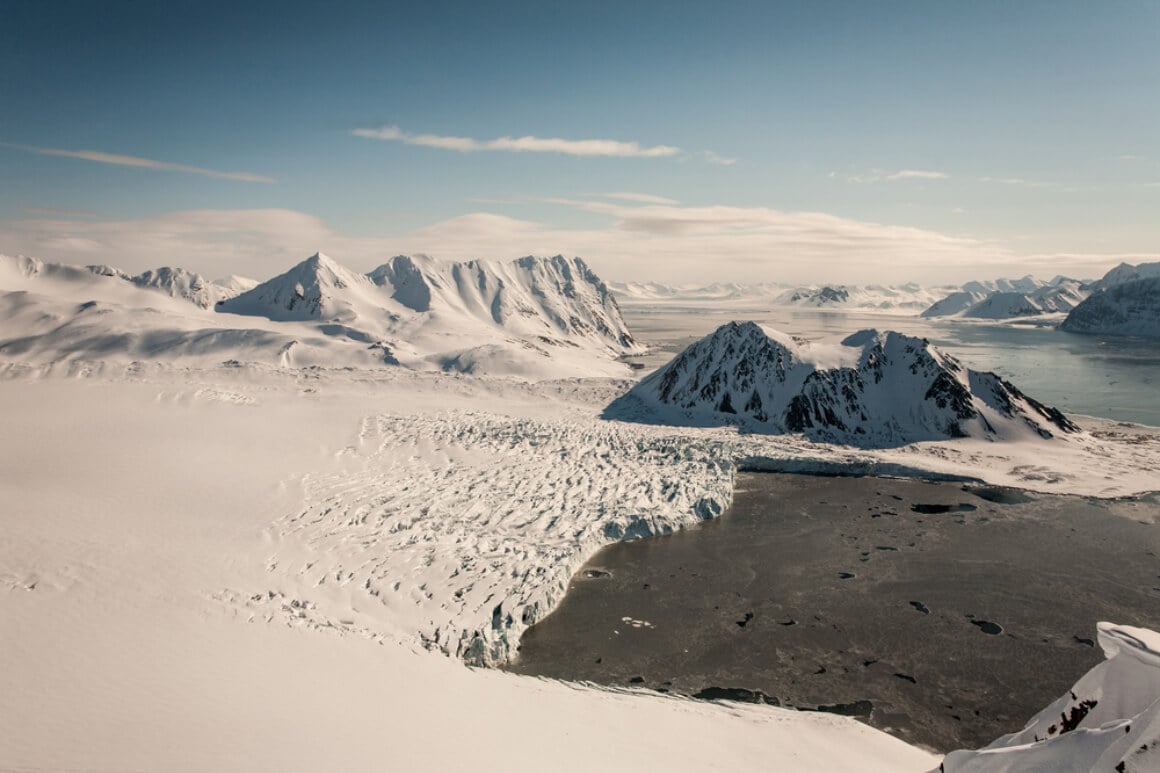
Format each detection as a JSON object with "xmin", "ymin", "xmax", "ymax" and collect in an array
[{"xmin": 2, "ymin": 0, "xmax": 1158, "ymax": 283}]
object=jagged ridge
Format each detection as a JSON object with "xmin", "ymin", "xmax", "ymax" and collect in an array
[{"xmin": 616, "ymin": 321, "xmax": 1076, "ymax": 446}]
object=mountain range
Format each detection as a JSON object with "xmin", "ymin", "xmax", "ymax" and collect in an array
[{"xmin": 0, "ymin": 252, "xmax": 639, "ymax": 377}]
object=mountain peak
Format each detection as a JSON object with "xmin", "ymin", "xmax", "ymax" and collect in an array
[
  {"xmin": 611, "ymin": 321, "xmax": 1075, "ymax": 447},
  {"xmin": 216, "ymin": 252, "xmax": 374, "ymax": 322}
]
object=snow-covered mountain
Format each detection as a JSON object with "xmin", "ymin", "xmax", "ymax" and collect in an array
[
  {"xmin": 609, "ymin": 280, "xmax": 787, "ymax": 303},
  {"xmin": 778, "ymin": 283, "xmax": 949, "ymax": 311},
  {"xmin": 2, "ymin": 253, "xmax": 252, "ymax": 309},
  {"xmin": 1061, "ymin": 276, "xmax": 1160, "ymax": 337},
  {"xmin": 610, "ymin": 321, "xmax": 1076, "ymax": 446},
  {"xmin": 130, "ymin": 266, "xmax": 245, "ymax": 309},
  {"xmin": 0, "ymin": 251, "xmax": 639, "ymax": 378},
  {"xmin": 609, "ymin": 280, "xmax": 949, "ymax": 312},
  {"xmin": 367, "ymin": 253, "xmax": 636, "ymax": 348},
  {"xmin": 962, "ymin": 275, "xmax": 1045, "ymax": 295},
  {"xmin": 922, "ymin": 277, "xmax": 1087, "ymax": 319},
  {"xmin": 920, "ymin": 290, "xmax": 990, "ymax": 318},
  {"xmin": 218, "ymin": 252, "xmax": 393, "ymax": 324},
  {"xmin": 1085, "ymin": 260, "xmax": 1160, "ymax": 291},
  {"xmin": 943, "ymin": 622, "xmax": 1160, "ymax": 772},
  {"xmin": 784, "ymin": 285, "xmax": 850, "ymax": 306}
]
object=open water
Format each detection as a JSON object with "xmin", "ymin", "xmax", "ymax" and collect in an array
[
  {"xmin": 508, "ymin": 473, "xmax": 1160, "ymax": 751},
  {"xmin": 622, "ymin": 306, "xmax": 1160, "ymax": 426}
]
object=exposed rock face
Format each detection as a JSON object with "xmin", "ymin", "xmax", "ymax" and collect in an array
[
  {"xmin": 789, "ymin": 285, "xmax": 850, "ymax": 305},
  {"xmin": 1062, "ymin": 276, "xmax": 1160, "ymax": 338},
  {"xmin": 615, "ymin": 321, "xmax": 1076, "ymax": 446}
]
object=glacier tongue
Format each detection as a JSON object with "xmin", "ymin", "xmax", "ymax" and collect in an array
[{"xmin": 612, "ymin": 321, "xmax": 1076, "ymax": 447}]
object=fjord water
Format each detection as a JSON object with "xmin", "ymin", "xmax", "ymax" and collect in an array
[
  {"xmin": 508, "ymin": 473, "xmax": 1160, "ymax": 751},
  {"xmin": 622, "ymin": 307, "xmax": 1160, "ymax": 426}
]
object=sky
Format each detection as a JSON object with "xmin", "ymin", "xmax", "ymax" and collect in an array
[{"xmin": 2, "ymin": 0, "xmax": 1159, "ymax": 285}]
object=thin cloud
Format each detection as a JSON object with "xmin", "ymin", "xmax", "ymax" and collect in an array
[
  {"xmin": 1, "ymin": 142, "xmax": 274, "ymax": 183},
  {"xmin": 702, "ymin": 150, "xmax": 738, "ymax": 166},
  {"xmin": 353, "ymin": 125, "xmax": 681, "ymax": 159},
  {"xmin": 4, "ymin": 202, "xmax": 1145, "ymax": 286},
  {"xmin": 979, "ymin": 176, "xmax": 1067, "ymax": 190},
  {"xmin": 886, "ymin": 169, "xmax": 947, "ymax": 181},
  {"xmin": 602, "ymin": 192, "xmax": 680, "ymax": 205},
  {"xmin": 842, "ymin": 168, "xmax": 947, "ymax": 183}
]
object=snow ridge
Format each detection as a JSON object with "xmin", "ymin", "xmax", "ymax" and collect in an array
[
  {"xmin": 922, "ymin": 279, "xmax": 1087, "ymax": 319},
  {"xmin": 614, "ymin": 321, "xmax": 1076, "ymax": 446},
  {"xmin": 368, "ymin": 253, "xmax": 637, "ymax": 350},
  {"xmin": 943, "ymin": 623, "xmax": 1160, "ymax": 772},
  {"xmin": 0, "ymin": 252, "xmax": 638, "ymax": 377},
  {"xmin": 217, "ymin": 252, "xmax": 384, "ymax": 322}
]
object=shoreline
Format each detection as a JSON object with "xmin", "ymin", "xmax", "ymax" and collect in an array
[{"xmin": 509, "ymin": 470, "xmax": 1160, "ymax": 751}]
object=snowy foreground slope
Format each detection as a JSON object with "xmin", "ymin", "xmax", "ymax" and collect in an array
[
  {"xmin": 943, "ymin": 624, "xmax": 1160, "ymax": 773},
  {"xmin": 2, "ymin": 251, "xmax": 1160, "ymax": 772},
  {"xmin": 0, "ymin": 370, "xmax": 939, "ymax": 773},
  {"xmin": 0, "ymin": 252, "xmax": 639, "ymax": 377},
  {"xmin": 2, "ymin": 362, "xmax": 1157, "ymax": 771},
  {"xmin": 614, "ymin": 321, "xmax": 1074, "ymax": 446}
]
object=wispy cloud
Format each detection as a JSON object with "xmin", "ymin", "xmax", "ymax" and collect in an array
[
  {"xmin": 602, "ymin": 192, "xmax": 680, "ymax": 205},
  {"xmin": 886, "ymin": 169, "xmax": 947, "ymax": 181},
  {"xmin": 842, "ymin": 168, "xmax": 948, "ymax": 184},
  {"xmin": 4, "ymin": 200, "xmax": 1144, "ymax": 285},
  {"xmin": 1, "ymin": 142, "xmax": 274, "ymax": 183},
  {"xmin": 701, "ymin": 150, "xmax": 738, "ymax": 166},
  {"xmin": 978, "ymin": 176, "xmax": 1068, "ymax": 190},
  {"xmin": 353, "ymin": 125, "xmax": 681, "ymax": 159},
  {"xmin": 980, "ymin": 176, "xmax": 1028, "ymax": 185}
]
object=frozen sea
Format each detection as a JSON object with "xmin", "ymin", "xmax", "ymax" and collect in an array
[
  {"xmin": 621, "ymin": 305, "xmax": 1160, "ymax": 427},
  {"xmin": 505, "ymin": 303, "xmax": 1160, "ymax": 753}
]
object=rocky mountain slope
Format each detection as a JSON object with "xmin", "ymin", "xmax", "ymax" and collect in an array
[
  {"xmin": 610, "ymin": 321, "xmax": 1076, "ymax": 446},
  {"xmin": 1062, "ymin": 275, "xmax": 1160, "ymax": 338}
]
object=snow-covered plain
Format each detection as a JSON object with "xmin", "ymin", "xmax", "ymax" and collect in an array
[{"xmin": 3, "ymin": 253, "xmax": 1159, "ymax": 772}]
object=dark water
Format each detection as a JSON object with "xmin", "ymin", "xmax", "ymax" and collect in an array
[
  {"xmin": 622, "ymin": 307, "xmax": 1160, "ymax": 426},
  {"xmin": 507, "ymin": 473, "xmax": 1160, "ymax": 752}
]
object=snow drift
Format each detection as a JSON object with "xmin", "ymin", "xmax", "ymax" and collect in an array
[
  {"xmin": 609, "ymin": 321, "xmax": 1076, "ymax": 446},
  {"xmin": 943, "ymin": 622, "xmax": 1160, "ymax": 772}
]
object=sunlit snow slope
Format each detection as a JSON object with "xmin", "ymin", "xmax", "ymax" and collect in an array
[{"xmin": 0, "ymin": 252, "xmax": 639, "ymax": 377}]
